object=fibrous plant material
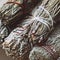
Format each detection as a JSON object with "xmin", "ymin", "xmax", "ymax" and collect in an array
[
  {"xmin": 29, "ymin": 24, "xmax": 60, "ymax": 60},
  {"xmin": 0, "ymin": 0, "xmax": 40, "ymax": 43},
  {"xmin": 2, "ymin": 27, "xmax": 31, "ymax": 60},
  {"xmin": 2, "ymin": 0, "xmax": 60, "ymax": 59},
  {"xmin": 0, "ymin": 20, "xmax": 8, "ymax": 43},
  {"xmin": 29, "ymin": 46, "xmax": 58, "ymax": 60},
  {"xmin": 0, "ymin": 0, "xmax": 39, "ymax": 25},
  {"xmin": 45, "ymin": 24, "xmax": 60, "ymax": 57},
  {"xmin": 2, "ymin": 1, "xmax": 44, "ymax": 59}
]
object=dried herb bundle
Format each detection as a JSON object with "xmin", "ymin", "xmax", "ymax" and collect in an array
[
  {"xmin": 0, "ymin": 0, "xmax": 40, "ymax": 43},
  {"xmin": 0, "ymin": 0, "xmax": 39, "ymax": 25},
  {"xmin": 2, "ymin": 0, "xmax": 60, "ymax": 59},
  {"xmin": 29, "ymin": 46, "xmax": 58, "ymax": 60},
  {"xmin": 2, "ymin": 1, "xmax": 44, "ymax": 59},
  {"xmin": 29, "ymin": 24, "xmax": 60, "ymax": 60}
]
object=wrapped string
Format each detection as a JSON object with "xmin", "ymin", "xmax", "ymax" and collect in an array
[
  {"xmin": 0, "ymin": 0, "xmax": 40, "ymax": 44},
  {"xmin": 29, "ymin": 24, "xmax": 60, "ymax": 60},
  {"xmin": 2, "ymin": 0, "xmax": 60, "ymax": 59}
]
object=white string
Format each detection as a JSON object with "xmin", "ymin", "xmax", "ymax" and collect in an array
[
  {"xmin": 33, "ymin": 5, "xmax": 53, "ymax": 27},
  {"xmin": 32, "ymin": 16, "xmax": 51, "ymax": 31}
]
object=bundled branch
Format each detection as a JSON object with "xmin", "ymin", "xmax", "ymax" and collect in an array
[
  {"xmin": 0, "ymin": 0, "xmax": 40, "ymax": 25},
  {"xmin": 29, "ymin": 45, "xmax": 58, "ymax": 60},
  {"xmin": 2, "ymin": 0, "xmax": 60, "ymax": 59},
  {"xmin": 0, "ymin": 0, "xmax": 40, "ymax": 43},
  {"xmin": 2, "ymin": 2, "xmax": 44, "ymax": 60},
  {"xmin": 29, "ymin": 24, "xmax": 60, "ymax": 60}
]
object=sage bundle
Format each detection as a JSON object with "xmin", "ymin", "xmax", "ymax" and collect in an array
[
  {"xmin": 29, "ymin": 24, "xmax": 60, "ymax": 60},
  {"xmin": 2, "ymin": 1, "xmax": 44, "ymax": 59},
  {"xmin": 0, "ymin": 0, "xmax": 40, "ymax": 43},
  {"xmin": 2, "ymin": 0, "xmax": 60, "ymax": 59},
  {"xmin": 0, "ymin": 0, "xmax": 40, "ymax": 25}
]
